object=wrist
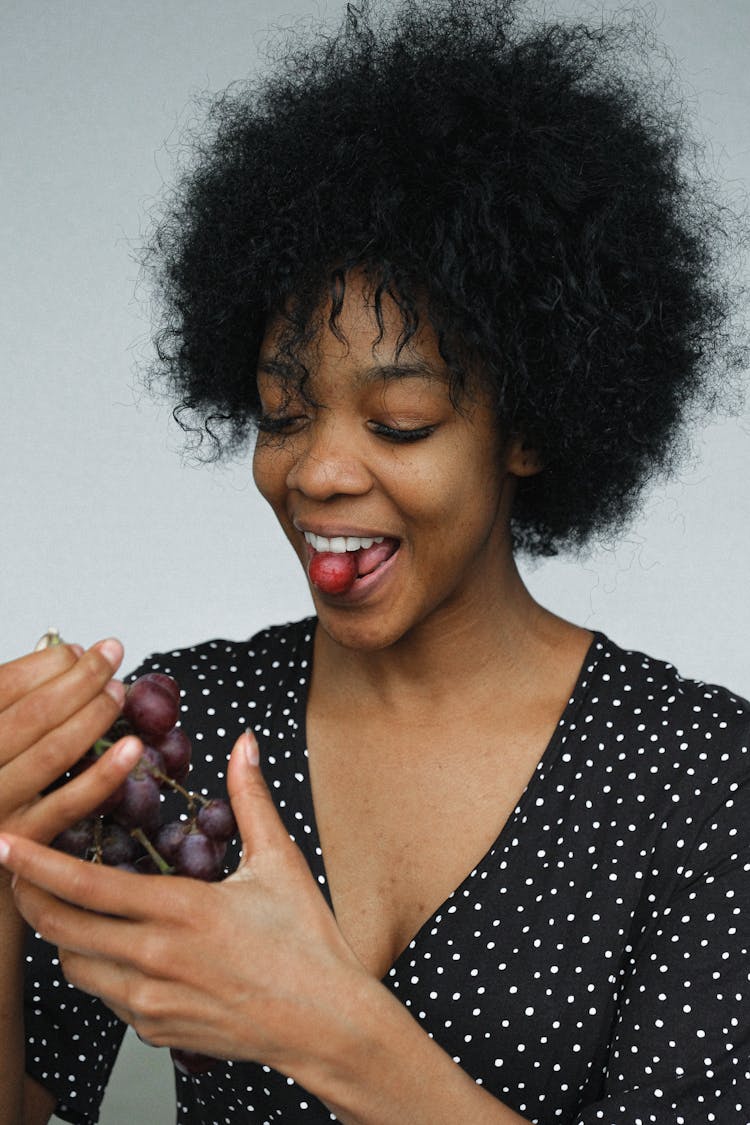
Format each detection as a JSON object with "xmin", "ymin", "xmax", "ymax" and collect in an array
[
  {"xmin": 283, "ymin": 967, "xmax": 398, "ymax": 1111},
  {"xmin": 288, "ymin": 969, "xmax": 531, "ymax": 1125},
  {"xmin": 287, "ymin": 969, "xmax": 439, "ymax": 1122}
]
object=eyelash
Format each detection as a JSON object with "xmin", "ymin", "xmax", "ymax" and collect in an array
[
  {"xmin": 256, "ymin": 414, "xmax": 304, "ymax": 435},
  {"xmin": 257, "ymin": 415, "xmax": 435, "ymax": 444},
  {"xmin": 369, "ymin": 422, "xmax": 436, "ymax": 444}
]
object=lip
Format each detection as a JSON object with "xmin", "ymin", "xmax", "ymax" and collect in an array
[{"xmin": 293, "ymin": 517, "xmax": 397, "ymax": 541}]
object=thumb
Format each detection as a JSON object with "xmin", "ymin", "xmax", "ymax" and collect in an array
[{"xmin": 226, "ymin": 730, "xmax": 291, "ymax": 860}]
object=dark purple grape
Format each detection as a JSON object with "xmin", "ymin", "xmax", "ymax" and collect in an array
[
  {"xmin": 113, "ymin": 773, "xmax": 162, "ymax": 835},
  {"xmin": 152, "ymin": 727, "xmax": 192, "ymax": 782},
  {"xmin": 53, "ymin": 819, "xmax": 95, "ymax": 858},
  {"xmin": 174, "ymin": 831, "xmax": 223, "ymax": 881},
  {"xmin": 170, "ymin": 1048, "xmax": 216, "ymax": 1075},
  {"xmin": 138, "ymin": 672, "xmax": 180, "ymax": 703},
  {"xmin": 196, "ymin": 799, "xmax": 236, "ymax": 841},
  {"xmin": 94, "ymin": 780, "xmax": 126, "ymax": 817},
  {"xmin": 114, "ymin": 862, "xmax": 139, "ymax": 872},
  {"xmin": 153, "ymin": 821, "xmax": 188, "ymax": 865},
  {"xmin": 210, "ymin": 838, "xmax": 228, "ymax": 872},
  {"xmin": 100, "ymin": 823, "xmax": 139, "ymax": 866},
  {"xmin": 66, "ymin": 754, "xmax": 124, "ymax": 817},
  {"xmin": 123, "ymin": 678, "xmax": 179, "ymax": 739},
  {"xmin": 50, "ymin": 664, "xmax": 234, "ymax": 885},
  {"xmin": 139, "ymin": 744, "xmax": 166, "ymax": 782}
]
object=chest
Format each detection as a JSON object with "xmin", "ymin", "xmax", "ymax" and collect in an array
[{"xmin": 305, "ymin": 710, "xmax": 552, "ymax": 979}]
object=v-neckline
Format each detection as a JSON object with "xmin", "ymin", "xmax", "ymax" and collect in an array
[{"xmin": 292, "ymin": 621, "xmax": 604, "ymax": 982}]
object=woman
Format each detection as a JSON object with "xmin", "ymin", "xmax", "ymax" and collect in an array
[{"xmin": 1, "ymin": 1, "xmax": 748, "ymax": 1122}]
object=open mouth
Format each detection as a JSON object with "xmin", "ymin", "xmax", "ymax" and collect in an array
[{"xmin": 303, "ymin": 531, "xmax": 400, "ymax": 593}]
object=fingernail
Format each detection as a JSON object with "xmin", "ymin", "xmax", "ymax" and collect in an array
[
  {"xmin": 244, "ymin": 731, "xmax": 259, "ymax": 766},
  {"xmin": 115, "ymin": 736, "xmax": 143, "ymax": 767},
  {"xmin": 105, "ymin": 680, "xmax": 126, "ymax": 706},
  {"xmin": 70, "ymin": 644, "xmax": 85, "ymax": 658},
  {"xmin": 0, "ymin": 838, "xmax": 10, "ymax": 864},
  {"xmin": 95, "ymin": 638, "xmax": 124, "ymax": 671}
]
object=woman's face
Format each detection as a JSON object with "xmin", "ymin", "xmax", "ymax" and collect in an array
[{"xmin": 252, "ymin": 275, "xmax": 530, "ymax": 651}]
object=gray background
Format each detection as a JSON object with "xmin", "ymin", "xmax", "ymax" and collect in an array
[{"xmin": 2, "ymin": 1, "xmax": 748, "ymax": 1121}]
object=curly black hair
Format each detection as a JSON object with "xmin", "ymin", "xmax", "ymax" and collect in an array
[{"xmin": 144, "ymin": 0, "xmax": 746, "ymax": 555}]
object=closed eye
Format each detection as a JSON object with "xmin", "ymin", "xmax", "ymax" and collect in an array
[
  {"xmin": 369, "ymin": 422, "xmax": 436, "ymax": 444},
  {"xmin": 256, "ymin": 414, "xmax": 306, "ymax": 436}
]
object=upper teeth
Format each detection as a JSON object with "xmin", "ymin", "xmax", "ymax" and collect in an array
[{"xmin": 304, "ymin": 532, "xmax": 384, "ymax": 553}]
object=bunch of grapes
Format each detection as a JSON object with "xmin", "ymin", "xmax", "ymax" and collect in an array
[{"xmin": 42, "ymin": 632, "xmax": 235, "ymax": 1075}]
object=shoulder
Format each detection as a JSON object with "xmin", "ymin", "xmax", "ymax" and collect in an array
[
  {"xmin": 592, "ymin": 632, "xmax": 750, "ymax": 727},
  {"xmin": 124, "ymin": 617, "xmax": 316, "ymax": 730},
  {"xmin": 587, "ymin": 631, "xmax": 750, "ymax": 790},
  {"xmin": 125, "ymin": 616, "xmax": 317, "ymax": 685}
]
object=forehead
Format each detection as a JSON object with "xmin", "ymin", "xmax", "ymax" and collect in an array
[{"xmin": 258, "ymin": 271, "xmax": 450, "ymax": 387}]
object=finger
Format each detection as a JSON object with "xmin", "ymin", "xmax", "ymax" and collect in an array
[
  {"xmin": 20, "ymin": 736, "xmax": 143, "ymax": 843},
  {"xmin": 227, "ymin": 731, "xmax": 292, "ymax": 860},
  {"xmin": 13, "ymin": 876, "xmax": 141, "ymax": 965},
  {"xmin": 0, "ymin": 833, "xmax": 151, "ymax": 919},
  {"xmin": 61, "ymin": 957, "xmax": 213, "ymax": 1055},
  {"xmin": 57, "ymin": 952, "xmax": 138, "ymax": 1023},
  {"xmin": 0, "ymin": 639, "xmax": 124, "ymax": 766},
  {"xmin": 0, "ymin": 643, "xmax": 79, "ymax": 712},
  {"xmin": 57, "ymin": 950, "xmax": 157, "ymax": 1039},
  {"xmin": 1, "ymin": 683, "xmax": 129, "ymax": 811}
]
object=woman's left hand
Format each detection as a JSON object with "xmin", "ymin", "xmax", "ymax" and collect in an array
[{"xmin": 0, "ymin": 731, "xmax": 368, "ymax": 1077}]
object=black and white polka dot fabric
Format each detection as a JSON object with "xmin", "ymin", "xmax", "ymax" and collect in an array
[{"xmin": 25, "ymin": 619, "xmax": 750, "ymax": 1123}]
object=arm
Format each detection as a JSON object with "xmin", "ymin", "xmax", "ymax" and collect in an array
[
  {"xmin": 298, "ymin": 972, "xmax": 530, "ymax": 1125},
  {"xmin": 0, "ymin": 878, "xmax": 56, "ymax": 1124},
  {"xmin": 0, "ymin": 640, "xmax": 140, "ymax": 1125},
  {"xmin": 21, "ymin": 1080, "xmax": 57, "ymax": 1125},
  {"xmin": 0, "ymin": 731, "xmax": 533, "ymax": 1125},
  {"xmin": 0, "ymin": 874, "xmax": 26, "ymax": 1125}
]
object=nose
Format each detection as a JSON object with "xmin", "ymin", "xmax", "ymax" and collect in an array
[{"xmin": 285, "ymin": 417, "xmax": 373, "ymax": 500}]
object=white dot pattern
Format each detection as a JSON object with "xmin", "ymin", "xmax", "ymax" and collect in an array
[{"xmin": 24, "ymin": 619, "xmax": 750, "ymax": 1123}]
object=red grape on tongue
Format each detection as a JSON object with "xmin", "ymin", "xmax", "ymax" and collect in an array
[{"xmin": 308, "ymin": 551, "xmax": 358, "ymax": 594}]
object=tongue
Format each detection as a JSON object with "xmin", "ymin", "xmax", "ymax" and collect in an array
[{"xmin": 355, "ymin": 539, "xmax": 397, "ymax": 577}]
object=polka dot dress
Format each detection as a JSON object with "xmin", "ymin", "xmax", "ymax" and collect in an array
[{"xmin": 24, "ymin": 619, "xmax": 750, "ymax": 1123}]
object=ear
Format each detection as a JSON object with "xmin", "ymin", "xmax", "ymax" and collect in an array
[{"xmin": 505, "ymin": 437, "xmax": 543, "ymax": 478}]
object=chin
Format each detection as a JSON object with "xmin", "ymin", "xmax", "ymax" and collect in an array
[{"xmin": 314, "ymin": 607, "xmax": 410, "ymax": 653}]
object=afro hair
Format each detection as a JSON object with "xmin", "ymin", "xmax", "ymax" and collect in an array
[{"xmin": 144, "ymin": 0, "xmax": 746, "ymax": 555}]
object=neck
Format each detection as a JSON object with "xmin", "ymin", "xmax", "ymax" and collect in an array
[{"xmin": 312, "ymin": 549, "xmax": 580, "ymax": 717}]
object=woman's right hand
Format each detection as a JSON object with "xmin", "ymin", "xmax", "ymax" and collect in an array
[{"xmin": 0, "ymin": 638, "xmax": 142, "ymax": 850}]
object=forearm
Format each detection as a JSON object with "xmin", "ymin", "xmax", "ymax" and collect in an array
[
  {"xmin": 295, "ymin": 972, "xmax": 532, "ymax": 1125},
  {"xmin": 0, "ymin": 880, "xmax": 26, "ymax": 1125}
]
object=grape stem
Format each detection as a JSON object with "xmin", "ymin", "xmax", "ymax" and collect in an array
[
  {"xmin": 92, "ymin": 739, "xmax": 206, "ymax": 815},
  {"xmin": 130, "ymin": 828, "xmax": 175, "ymax": 875},
  {"xmin": 156, "ymin": 772, "xmax": 206, "ymax": 814}
]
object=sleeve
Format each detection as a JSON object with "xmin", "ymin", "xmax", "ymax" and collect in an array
[
  {"xmin": 21, "ymin": 639, "xmax": 238, "ymax": 1121},
  {"xmin": 24, "ymin": 927, "xmax": 128, "ymax": 1124},
  {"xmin": 21, "ymin": 653, "xmax": 159, "ymax": 1123},
  {"xmin": 575, "ymin": 770, "xmax": 750, "ymax": 1123}
]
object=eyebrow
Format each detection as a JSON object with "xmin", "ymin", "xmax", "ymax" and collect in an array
[{"xmin": 257, "ymin": 357, "xmax": 443, "ymax": 387}]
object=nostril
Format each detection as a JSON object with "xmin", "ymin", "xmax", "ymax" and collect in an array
[{"xmin": 285, "ymin": 449, "xmax": 372, "ymax": 499}]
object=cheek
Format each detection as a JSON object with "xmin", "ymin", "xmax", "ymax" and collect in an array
[
  {"xmin": 252, "ymin": 444, "xmax": 302, "ymax": 555},
  {"xmin": 252, "ymin": 442, "xmax": 288, "ymax": 507},
  {"xmin": 407, "ymin": 444, "xmax": 498, "ymax": 521}
]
